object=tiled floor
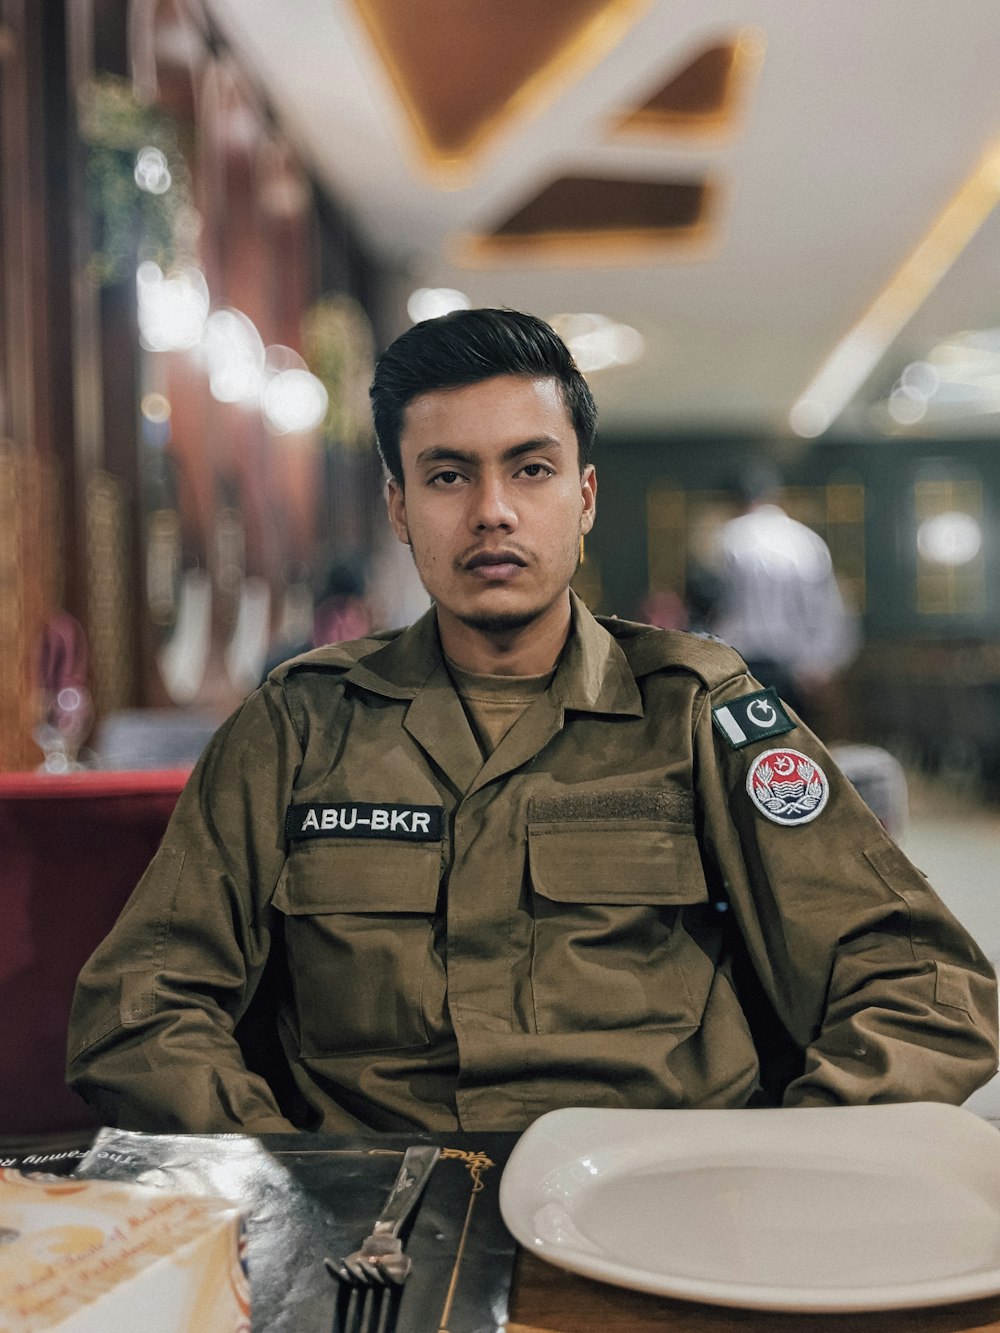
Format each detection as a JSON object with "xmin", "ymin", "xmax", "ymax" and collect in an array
[
  {"xmin": 900, "ymin": 771, "xmax": 1000, "ymax": 1117},
  {"xmin": 902, "ymin": 772, "xmax": 1000, "ymax": 962}
]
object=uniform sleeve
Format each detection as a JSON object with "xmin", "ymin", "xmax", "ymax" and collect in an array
[
  {"xmin": 694, "ymin": 673, "xmax": 999, "ymax": 1107},
  {"xmin": 66, "ymin": 682, "xmax": 303, "ymax": 1134}
]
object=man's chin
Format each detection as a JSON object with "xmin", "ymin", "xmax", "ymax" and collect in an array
[{"xmin": 456, "ymin": 606, "xmax": 543, "ymax": 635}]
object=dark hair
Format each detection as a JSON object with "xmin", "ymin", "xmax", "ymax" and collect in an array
[
  {"xmin": 369, "ymin": 307, "xmax": 597, "ymax": 483},
  {"xmin": 727, "ymin": 462, "xmax": 783, "ymax": 506}
]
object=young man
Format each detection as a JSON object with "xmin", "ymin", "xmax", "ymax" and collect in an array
[{"xmin": 68, "ymin": 309, "xmax": 998, "ymax": 1133}]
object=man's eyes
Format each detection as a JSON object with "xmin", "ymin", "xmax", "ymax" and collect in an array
[{"xmin": 425, "ymin": 461, "xmax": 555, "ymax": 486}]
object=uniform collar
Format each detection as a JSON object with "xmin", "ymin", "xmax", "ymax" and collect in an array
[
  {"xmin": 342, "ymin": 590, "xmax": 643, "ymax": 718},
  {"xmin": 337, "ymin": 605, "xmax": 441, "ymax": 698},
  {"xmin": 338, "ymin": 592, "xmax": 642, "ymax": 794},
  {"xmin": 553, "ymin": 590, "xmax": 644, "ymax": 717}
]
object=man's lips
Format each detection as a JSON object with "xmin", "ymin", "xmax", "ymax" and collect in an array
[{"xmin": 462, "ymin": 550, "xmax": 528, "ymax": 579}]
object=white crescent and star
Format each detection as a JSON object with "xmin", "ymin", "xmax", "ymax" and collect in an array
[{"xmin": 747, "ymin": 699, "xmax": 778, "ymax": 728}]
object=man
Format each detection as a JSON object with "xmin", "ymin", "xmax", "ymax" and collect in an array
[
  {"xmin": 708, "ymin": 465, "xmax": 860, "ymax": 723},
  {"xmin": 67, "ymin": 309, "xmax": 998, "ymax": 1134}
]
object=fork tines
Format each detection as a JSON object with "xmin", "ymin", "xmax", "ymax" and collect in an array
[{"xmin": 333, "ymin": 1276, "xmax": 401, "ymax": 1333}]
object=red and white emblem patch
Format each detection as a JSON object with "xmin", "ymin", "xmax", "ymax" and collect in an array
[{"xmin": 746, "ymin": 748, "xmax": 829, "ymax": 826}]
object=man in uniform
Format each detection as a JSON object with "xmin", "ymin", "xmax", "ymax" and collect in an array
[{"xmin": 67, "ymin": 309, "xmax": 998, "ymax": 1134}]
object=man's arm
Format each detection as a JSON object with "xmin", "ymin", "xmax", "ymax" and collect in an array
[
  {"xmin": 67, "ymin": 683, "xmax": 304, "ymax": 1133},
  {"xmin": 695, "ymin": 675, "xmax": 999, "ymax": 1107}
]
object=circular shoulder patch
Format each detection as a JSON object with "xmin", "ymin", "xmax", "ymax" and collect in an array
[{"xmin": 746, "ymin": 748, "xmax": 829, "ymax": 826}]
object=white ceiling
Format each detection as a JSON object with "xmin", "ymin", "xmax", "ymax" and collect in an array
[{"xmin": 200, "ymin": 0, "xmax": 1000, "ymax": 441}]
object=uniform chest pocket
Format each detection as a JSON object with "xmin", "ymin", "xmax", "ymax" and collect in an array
[
  {"xmin": 527, "ymin": 820, "xmax": 709, "ymax": 906},
  {"xmin": 272, "ymin": 842, "xmax": 442, "ymax": 1056},
  {"xmin": 526, "ymin": 821, "xmax": 712, "ymax": 1035}
]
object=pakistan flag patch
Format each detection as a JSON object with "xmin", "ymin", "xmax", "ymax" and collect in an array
[{"xmin": 712, "ymin": 688, "xmax": 794, "ymax": 749}]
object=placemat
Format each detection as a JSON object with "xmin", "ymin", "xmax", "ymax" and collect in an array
[{"xmin": 73, "ymin": 1127, "xmax": 519, "ymax": 1333}]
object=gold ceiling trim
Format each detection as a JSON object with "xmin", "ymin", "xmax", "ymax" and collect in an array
[
  {"xmin": 612, "ymin": 29, "xmax": 765, "ymax": 139},
  {"xmin": 350, "ymin": 0, "xmax": 652, "ymax": 183},
  {"xmin": 452, "ymin": 223, "xmax": 717, "ymax": 268},
  {"xmin": 452, "ymin": 177, "xmax": 721, "ymax": 268},
  {"xmin": 789, "ymin": 137, "xmax": 1000, "ymax": 436}
]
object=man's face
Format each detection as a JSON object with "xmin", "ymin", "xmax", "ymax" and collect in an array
[{"xmin": 386, "ymin": 374, "xmax": 596, "ymax": 642}]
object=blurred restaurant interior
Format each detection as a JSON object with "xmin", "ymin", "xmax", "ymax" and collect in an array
[
  {"xmin": 7, "ymin": 0, "xmax": 1000, "ymax": 777},
  {"xmin": 3, "ymin": 0, "xmax": 1000, "ymax": 1133}
]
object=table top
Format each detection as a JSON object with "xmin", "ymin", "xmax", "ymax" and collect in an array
[
  {"xmin": 0, "ymin": 767, "xmax": 190, "ymax": 798},
  {"xmin": 508, "ymin": 1252, "xmax": 1000, "ymax": 1332},
  {"xmin": 17, "ymin": 1121, "xmax": 1000, "ymax": 1332}
]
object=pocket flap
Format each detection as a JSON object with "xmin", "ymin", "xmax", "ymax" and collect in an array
[
  {"xmin": 273, "ymin": 842, "xmax": 440, "ymax": 914},
  {"xmin": 528, "ymin": 823, "xmax": 709, "ymax": 906}
]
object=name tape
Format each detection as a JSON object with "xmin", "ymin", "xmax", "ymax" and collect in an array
[{"xmin": 285, "ymin": 802, "xmax": 443, "ymax": 843}]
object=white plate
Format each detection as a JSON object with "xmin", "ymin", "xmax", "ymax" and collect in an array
[{"xmin": 499, "ymin": 1103, "xmax": 1000, "ymax": 1312}]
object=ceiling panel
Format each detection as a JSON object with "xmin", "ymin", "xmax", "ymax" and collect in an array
[
  {"xmin": 200, "ymin": 0, "xmax": 1000, "ymax": 440},
  {"xmin": 350, "ymin": 0, "xmax": 649, "ymax": 172}
]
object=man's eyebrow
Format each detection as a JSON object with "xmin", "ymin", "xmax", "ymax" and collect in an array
[{"xmin": 414, "ymin": 437, "xmax": 565, "ymax": 468}]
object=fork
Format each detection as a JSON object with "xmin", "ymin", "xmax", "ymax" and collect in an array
[{"xmin": 326, "ymin": 1144, "xmax": 441, "ymax": 1333}]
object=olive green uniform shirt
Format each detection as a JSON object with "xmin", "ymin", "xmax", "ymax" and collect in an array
[{"xmin": 67, "ymin": 594, "xmax": 999, "ymax": 1133}]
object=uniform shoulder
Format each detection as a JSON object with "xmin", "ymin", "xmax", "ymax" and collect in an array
[
  {"xmin": 597, "ymin": 615, "xmax": 747, "ymax": 689},
  {"xmin": 266, "ymin": 628, "xmax": 402, "ymax": 681}
]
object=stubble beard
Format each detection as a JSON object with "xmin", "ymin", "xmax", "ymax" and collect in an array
[
  {"xmin": 455, "ymin": 605, "xmax": 547, "ymax": 635},
  {"xmin": 413, "ymin": 519, "xmax": 585, "ymax": 638}
]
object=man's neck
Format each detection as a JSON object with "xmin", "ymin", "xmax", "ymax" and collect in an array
[{"xmin": 436, "ymin": 595, "xmax": 572, "ymax": 676}]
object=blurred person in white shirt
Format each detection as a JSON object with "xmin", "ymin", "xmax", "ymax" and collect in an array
[{"xmin": 708, "ymin": 465, "xmax": 860, "ymax": 724}]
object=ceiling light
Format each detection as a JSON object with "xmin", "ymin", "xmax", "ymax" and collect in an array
[
  {"xmin": 262, "ymin": 366, "xmax": 328, "ymax": 433},
  {"xmin": 917, "ymin": 512, "xmax": 982, "ymax": 566},
  {"xmin": 198, "ymin": 308, "xmax": 266, "ymax": 403},
  {"xmin": 900, "ymin": 361, "xmax": 939, "ymax": 397},
  {"xmin": 136, "ymin": 263, "xmax": 209, "ymax": 351},
  {"xmin": 880, "ymin": 334, "xmax": 1000, "ymax": 427},
  {"xmin": 134, "ymin": 145, "xmax": 172, "ymax": 195},
  {"xmin": 789, "ymin": 138, "xmax": 1000, "ymax": 436},
  {"xmin": 261, "ymin": 369, "xmax": 328, "ymax": 433},
  {"xmin": 887, "ymin": 384, "xmax": 928, "ymax": 425},
  {"xmin": 406, "ymin": 287, "xmax": 470, "ymax": 323},
  {"xmin": 549, "ymin": 312, "xmax": 645, "ymax": 372},
  {"xmin": 255, "ymin": 345, "xmax": 328, "ymax": 434},
  {"xmin": 787, "ymin": 398, "xmax": 830, "ymax": 438},
  {"xmin": 140, "ymin": 392, "xmax": 171, "ymax": 424}
]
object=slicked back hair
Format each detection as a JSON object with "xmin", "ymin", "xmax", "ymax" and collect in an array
[{"xmin": 369, "ymin": 307, "xmax": 597, "ymax": 484}]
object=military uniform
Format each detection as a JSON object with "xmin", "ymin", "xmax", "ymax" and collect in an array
[{"xmin": 67, "ymin": 594, "xmax": 999, "ymax": 1133}]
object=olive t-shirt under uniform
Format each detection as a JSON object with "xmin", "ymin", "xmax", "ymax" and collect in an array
[{"xmin": 446, "ymin": 659, "xmax": 554, "ymax": 757}]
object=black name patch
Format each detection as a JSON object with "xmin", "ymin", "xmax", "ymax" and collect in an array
[
  {"xmin": 285, "ymin": 802, "xmax": 443, "ymax": 843},
  {"xmin": 712, "ymin": 688, "xmax": 794, "ymax": 749}
]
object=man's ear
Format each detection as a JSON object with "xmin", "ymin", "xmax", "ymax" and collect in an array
[
  {"xmin": 386, "ymin": 477, "xmax": 410, "ymax": 545},
  {"xmin": 580, "ymin": 464, "xmax": 597, "ymax": 536}
]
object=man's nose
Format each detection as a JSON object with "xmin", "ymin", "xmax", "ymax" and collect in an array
[{"xmin": 472, "ymin": 476, "xmax": 517, "ymax": 530}]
